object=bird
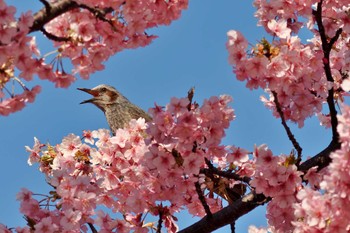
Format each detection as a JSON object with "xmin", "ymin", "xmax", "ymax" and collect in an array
[{"xmin": 78, "ymin": 84, "xmax": 151, "ymax": 134}]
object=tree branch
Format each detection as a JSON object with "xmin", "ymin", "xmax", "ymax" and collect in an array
[
  {"xmin": 38, "ymin": 0, "xmax": 51, "ymax": 14},
  {"xmin": 179, "ymin": 139, "xmax": 340, "ymax": 233},
  {"xmin": 187, "ymin": 87, "xmax": 195, "ymax": 111},
  {"xmin": 87, "ymin": 223, "xmax": 97, "ymax": 233},
  {"xmin": 30, "ymin": 0, "xmax": 79, "ymax": 33},
  {"xmin": 298, "ymin": 139, "xmax": 340, "ymax": 173},
  {"xmin": 40, "ymin": 28, "xmax": 71, "ymax": 42},
  {"xmin": 195, "ymin": 181, "xmax": 213, "ymax": 218},
  {"xmin": 200, "ymin": 159, "xmax": 251, "ymax": 184},
  {"xmin": 77, "ymin": 4, "xmax": 114, "ymax": 22},
  {"xmin": 230, "ymin": 221, "xmax": 236, "ymax": 233},
  {"xmin": 272, "ymin": 91, "xmax": 302, "ymax": 163},
  {"xmin": 178, "ymin": 193, "xmax": 269, "ymax": 233},
  {"xmin": 313, "ymin": 0, "xmax": 342, "ymax": 142},
  {"xmin": 156, "ymin": 210, "xmax": 163, "ymax": 233},
  {"xmin": 30, "ymin": 0, "xmax": 116, "ymax": 35}
]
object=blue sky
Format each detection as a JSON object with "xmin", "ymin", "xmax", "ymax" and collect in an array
[{"xmin": 0, "ymin": 0, "xmax": 331, "ymax": 232}]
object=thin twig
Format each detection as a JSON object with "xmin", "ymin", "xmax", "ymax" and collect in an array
[
  {"xmin": 2, "ymin": 86, "xmax": 13, "ymax": 97},
  {"xmin": 12, "ymin": 77, "xmax": 29, "ymax": 91},
  {"xmin": 203, "ymin": 158, "xmax": 251, "ymax": 183},
  {"xmin": 187, "ymin": 87, "xmax": 195, "ymax": 111},
  {"xmin": 87, "ymin": 223, "xmax": 97, "ymax": 233},
  {"xmin": 77, "ymin": 4, "xmax": 117, "ymax": 31},
  {"xmin": 77, "ymin": 4, "xmax": 114, "ymax": 21},
  {"xmin": 195, "ymin": 181, "xmax": 213, "ymax": 218},
  {"xmin": 272, "ymin": 91, "xmax": 302, "ymax": 163}
]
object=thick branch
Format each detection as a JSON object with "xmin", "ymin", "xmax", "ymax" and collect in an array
[
  {"xmin": 178, "ymin": 193, "xmax": 269, "ymax": 233},
  {"xmin": 313, "ymin": 0, "xmax": 342, "ymax": 142},
  {"xmin": 298, "ymin": 139, "xmax": 340, "ymax": 173},
  {"xmin": 39, "ymin": 0, "xmax": 51, "ymax": 13},
  {"xmin": 30, "ymin": 0, "xmax": 79, "ymax": 33},
  {"xmin": 156, "ymin": 210, "xmax": 163, "ymax": 233}
]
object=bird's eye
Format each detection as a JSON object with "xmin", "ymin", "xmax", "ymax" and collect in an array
[{"xmin": 101, "ymin": 87, "xmax": 107, "ymax": 92}]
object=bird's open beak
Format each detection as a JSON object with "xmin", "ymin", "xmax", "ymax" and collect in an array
[{"xmin": 77, "ymin": 88, "xmax": 99, "ymax": 104}]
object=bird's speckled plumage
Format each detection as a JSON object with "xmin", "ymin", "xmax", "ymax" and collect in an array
[{"xmin": 78, "ymin": 84, "xmax": 151, "ymax": 134}]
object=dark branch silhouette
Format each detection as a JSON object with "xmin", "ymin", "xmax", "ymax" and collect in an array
[
  {"xmin": 313, "ymin": 0, "xmax": 342, "ymax": 142},
  {"xmin": 156, "ymin": 210, "xmax": 163, "ymax": 233},
  {"xmin": 178, "ymin": 193, "xmax": 270, "ymax": 233},
  {"xmin": 272, "ymin": 91, "xmax": 302, "ymax": 163},
  {"xmin": 40, "ymin": 28, "xmax": 71, "ymax": 42},
  {"xmin": 195, "ymin": 181, "xmax": 213, "ymax": 218},
  {"xmin": 30, "ymin": 0, "xmax": 79, "ymax": 33}
]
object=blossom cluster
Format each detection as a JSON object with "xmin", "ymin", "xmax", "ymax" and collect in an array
[
  {"xmin": 292, "ymin": 105, "xmax": 350, "ymax": 232},
  {"xmin": 247, "ymin": 104, "xmax": 350, "ymax": 232},
  {"xmin": 250, "ymin": 145, "xmax": 302, "ymax": 232},
  {"xmin": 0, "ymin": 0, "xmax": 42, "ymax": 116},
  {"xmin": 226, "ymin": 1, "xmax": 350, "ymax": 127},
  {"xmin": 1, "ymin": 95, "xmax": 241, "ymax": 232},
  {"xmin": 0, "ymin": 0, "xmax": 188, "ymax": 116}
]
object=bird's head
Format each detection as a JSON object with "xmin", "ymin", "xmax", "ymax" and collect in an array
[{"xmin": 78, "ymin": 84, "xmax": 124, "ymax": 112}]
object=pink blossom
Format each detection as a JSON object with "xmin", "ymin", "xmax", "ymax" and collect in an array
[
  {"xmin": 60, "ymin": 209, "xmax": 82, "ymax": 230},
  {"xmin": 0, "ymin": 224, "xmax": 11, "ymax": 233},
  {"xmin": 152, "ymin": 150, "xmax": 175, "ymax": 172},
  {"xmin": 0, "ymin": 25, "xmax": 16, "ymax": 44},
  {"xmin": 226, "ymin": 146, "xmax": 249, "ymax": 165},
  {"xmin": 16, "ymin": 188, "xmax": 32, "ymax": 202},
  {"xmin": 18, "ymin": 11, "xmax": 34, "ymax": 32},
  {"xmin": 167, "ymin": 97, "xmax": 190, "ymax": 116},
  {"xmin": 227, "ymin": 30, "xmax": 248, "ymax": 50},
  {"xmin": 0, "ymin": 3, "xmax": 15, "ymax": 23},
  {"xmin": 25, "ymin": 137, "xmax": 44, "ymax": 165},
  {"xmin": 34, "ymin": 217, "xmax": 59, "ymax": 233},
  {"xmin": 304, "ymin": 166, "xmax": 321, "ymax": 188},
  {"xmin": 83, "ymin": 130, "xmax": 94, "ymax": 144},
  {"xmin": 15, "ymin": 227, "xmax": 30, "ymax": 233},
  {"xmin": 248, "ymin": 225, "xmax": 268, "ymax": 233},
  {"xmin": 341, "ymin": 78, "xmax": 350, "ymax": 92},
  {"xmin": 58, "ymin": 134, "xmax": 82, "ymax": 154},
  {"xmin": 110, "ymin": 129, "xmax": 130, "ymax": 148},
  {"xmin": 267, "ymin": 19, "xmax": 291, "ymax": 39},
  {"xmin": 5, "ymin": 0, "xmax": 350, "ymax": 232},
  {"xmin": 53, "ymin": 72, "xmax": 76, "ymax": 88}
]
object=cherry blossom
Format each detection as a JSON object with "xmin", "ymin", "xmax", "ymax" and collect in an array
[
  {"xmin": 7, "ymin": 95, "xmax": 241, "ymax": 232},
  {"xmin": 3, "ymin": 0, "xmax": 350, "ymax": 232},
  {"xmin": 0, "ymin": 0, "xmax": 189, "ymax": 116},
  {"xmin": 267, "ymin": 19, "xmax": 291, "ymax": 39}
]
